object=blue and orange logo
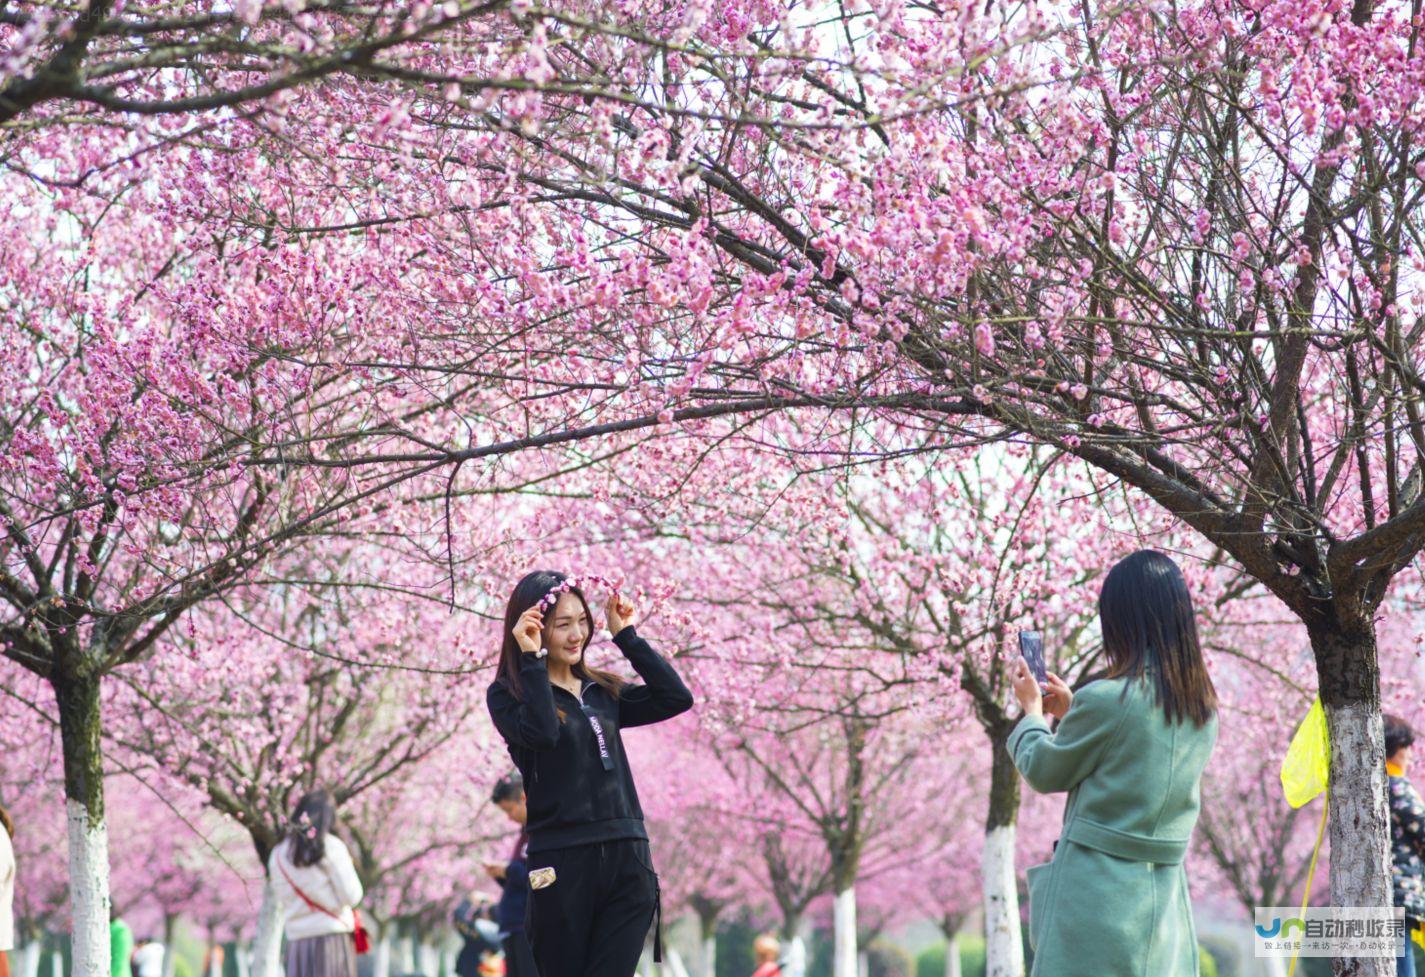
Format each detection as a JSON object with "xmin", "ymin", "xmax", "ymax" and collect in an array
[{"xmin": 1255, "ymin": 917, "xmax": 1307, "ymax": 938}]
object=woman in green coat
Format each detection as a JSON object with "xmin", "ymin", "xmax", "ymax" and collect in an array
[{"xmin": 1009, "ymin": 550, "xmax": 1219, "ymax": 977}]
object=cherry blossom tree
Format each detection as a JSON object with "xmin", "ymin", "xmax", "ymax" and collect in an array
[
  {"xmin": 0, "ymin": 0, "xmax": 795, "ymax": 133},
  {"xmin": 707, "ymin": 697, "xmax": 965, "ymax": 977},
  {"xmin": 753, "ymin": 452, "xmax": 1119, "ymax": 977},
  {"xmin": 0, "ymin": 700, "xmax": 262, "ymax": 977},
  {"xmin": 0, "ymin": 196, "xmax": 456, "ymax": 976},
  {"xmin": 618, "ymin": 441, "xmax": 1126, "ymax": 977},
  {"xmin": 640, "ymin": 750, "xmax": 752, "ymax": 977},
  {"xmin": 1195, "ymin": 615, "xmax": 1322, "ymax": 910},
  {"xmin": 352, "ymin": 5, "xmax": 1425, "ymax": 967},
  {"xmin": 0, "ymin": 689, "xmax": 69, "ymax": 977},
  {"xmin": 102, "ymin": 564, "xmax": 493, "ymax": 977},
  {"xmin": 7, "ymin": 8, "xmax": 1425, "ymax": 977}
]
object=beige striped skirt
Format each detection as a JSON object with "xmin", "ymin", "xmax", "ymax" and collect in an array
[{"xmin": 285, "ymin": 933, "xmax": 357, "ymax": 977}]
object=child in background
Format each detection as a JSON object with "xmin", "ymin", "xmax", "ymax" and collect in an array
[{"xmin": 750, "ymin": 935, "xmax": 781, "ymax": 977}]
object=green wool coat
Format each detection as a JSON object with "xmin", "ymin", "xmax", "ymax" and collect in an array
[{"xmin": 1008, "ymin": 673, "xmax": 1219, "ymax": 977}]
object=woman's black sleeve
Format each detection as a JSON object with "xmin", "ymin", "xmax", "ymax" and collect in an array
[
  {"xmin": 612, "ymin": 626, "xmax": 694, "ymax": 728},
  {"xmin": 487, "ymin": 656, "xmax": 560, "ymax": 750}
]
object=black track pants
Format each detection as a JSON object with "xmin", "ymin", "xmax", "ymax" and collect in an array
[
  {"xmin": 504, "ymin": 935, "xmax": 538, "ymax": 977},
  {"xmin": 525, "ymin": 839, "xmax": 660, "ymax": 977}
]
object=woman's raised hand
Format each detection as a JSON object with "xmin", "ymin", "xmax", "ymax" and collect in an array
[
  {"xmin": 606, "ymin": 593, "xmax": 637, "ymax": 635},
  {"xmin": 513, "ymin": 606, "xmax": 544, "ymax": 654},
  {"xmin": 1010, "ymin": 657, "xmax": 1044, "ymax": 717},
  {"xmin": 1042, "ymin": 672, "xmax": 1073, "ymax": 719}
]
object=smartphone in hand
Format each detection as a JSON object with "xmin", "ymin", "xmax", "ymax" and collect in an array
[{"xmin": 1018, "ymin": 630, "xmax": 1047, "ymax": 686}]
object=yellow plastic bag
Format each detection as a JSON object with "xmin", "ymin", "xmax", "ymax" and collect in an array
[
  {"xmin": 1281, "ymin": 696, "xmax": 1332, "ymax": 977},
  {"xmin": 1281, "ymin": 696, "xmax": 1331, "ymax": 808},
  {"xmin": 1414, "ymin": 921, "xmax": 1425, "ymax": 951}
]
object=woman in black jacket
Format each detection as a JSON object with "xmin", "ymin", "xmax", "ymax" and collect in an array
[{"xmin": 486, "ymin": 571, "xmax": 694, "ymax": 977}]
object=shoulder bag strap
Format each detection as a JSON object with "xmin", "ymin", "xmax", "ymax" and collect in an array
[{"xmin": 276, "ymin": 857, "xmax": 343, "ymax": 922}]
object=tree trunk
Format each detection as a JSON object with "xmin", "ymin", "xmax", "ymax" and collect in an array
[
  {"xmin": 982, "ymin": 826, "xmax": 1024, "ymax": 977},
  {"xmin": 855, "ymin": 952, "xmax": 868, "ymax": 977},
  {"xmin": 944, "ymin": 935, "xmax": 962, "ymax": 977},
  {"xmin": 161, "ymin": 915, "xmax": 177, "ymax": 977},
  {"xmin": 700, "ymin": 929, "xmax": 715, "ymax": 977},
  {"xmin": 417, "ymin": 942, "xmax": 438, "ymax": 977},
  {"xmin": 833, "ymin": 888, "xmax": 857, "ymax": 977},
  {"xmin": 666, "ymin": 947, "xmax": 692, "ymax": 977},
  {"xmin": 1262, "ymin": 953, "xmax": 1289, "ymax": 977},
  {"xmin": 249, "ymin": 873, "xmax": 284, "ymax": 977},
  {"xmin": 55, "ymin": 671, "xmax": 111, "ymax": 977},
  {"xmin": 49, "ymin": 943, "xmax": 62, "ymax": 977},
  {"xmin": 778, "ymin": 914, "xmax": 801, "ymax": 945},
  {"xmin": 373, "ymin": 929, "xmax": 392, "ymax": 977},
  {"xmin": 235, "ymin": 943, "xmax": 251, "ymax": 977},
  {"xmin": 782, "ymin": 931, "xmax": 807, "ymax": 977},
  {"xmin": 983, "ymin": 733, "xmax": 1024, "ymax": 977},
  {"xmin": 1310, "ymin": 619, "xmax": 1392, "ymax": 977},
  {"xmin": 688, "ymin": 902, "xmax": 720, "ymax": 977},
  {"xmin": 19, "ymin": 940, "xmax": 41, "ymax": 977}
]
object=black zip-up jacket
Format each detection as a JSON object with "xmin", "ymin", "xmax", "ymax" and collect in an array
[{"xmin": 486, "ymin": 626, "xmax": 694, "ymax": 853}]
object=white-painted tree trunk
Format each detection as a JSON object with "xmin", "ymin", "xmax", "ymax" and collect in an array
[
  {"xmin": 236, "ymin": 945, "xmax": 251, "ymax": 977},
  {"xmin": 944, "ymin": 935, "xmax": 962, "ymax": 977},
  {"xmin": 49, "ymin": 943, "xmax": 63, "ymax": 977},
  {"xmin": 1324, "ymin": 698, "xmax": 1393, "ymax": 977},
  {"xmin": 783, "ymin": 934, "xmax": 808, "ymax": 977},
  {"xmin": 67, "ymin": 799, "xmax": 112, "ymax": 977},
  {"xmin": 667, "ymin": 947, "xmax": 691, "ymax": 977},
  {"xmin": 161, "ymin": 917, "xmax": 177, "ymax": 977},
  {"xmin": 855, "ymin": 952, "xmax": 868, "ymax": 977},
  {"xmin": 399, "ymin": 934, "xmax": 416, "ymax": 976},
  {"xmin": 249, "ymin": 874, "xmax": 285, "ymax": 977},
  {"xmin": 19, "ymin": 940, "xmax": 42, "ymax": 977},
  {"xmin": 416, "ymin": 943, "xmax": 437, "ymax": 977},
  {"xmin": 373, "ymin": 931, "xmax": 393, "ymax": 977},
  {"xmin": 833, "ymin": 888, "xmax": 857, "ymax": 977},
  {"xmin": 701, "ymin": 933, "xmax": 715, "ymax": 977},
  {"xmin": 982, "ymin": 826, "xmax": 1024, "ymax": 977},
  {"xmin": 206, "ymin": 946, "xmax": 224, "ymax": 977},
  {"xmin": 1261, "ymin": 953, "xmax": 1288, "ymax": 977}
]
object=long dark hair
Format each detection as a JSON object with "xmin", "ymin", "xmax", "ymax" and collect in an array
[
  {"xmin": 286, "ymin": 788, "xmax": 336, "ymax": 868},
  {"xmin": 498, "ymin": 571, "xmax": 623, "ymax": 713},
  {"xmin": 1098, "ymin": 550, "xmax": 1217, "ymax": 727}
]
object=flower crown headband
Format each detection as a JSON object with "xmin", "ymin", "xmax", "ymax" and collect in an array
[
  {"xmin": 288, "ymin": 810, "xmax": 321, "ymax": 840},
  {"xmin": 536, "ymin": 573, "xmax": 622, "ymax": 612}
]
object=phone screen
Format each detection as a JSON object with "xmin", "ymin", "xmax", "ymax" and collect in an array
[{"xmin": 1019, "ymin": 630, "xmax": 1047, "ymax": 685}]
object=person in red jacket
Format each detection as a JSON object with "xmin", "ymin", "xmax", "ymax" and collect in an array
[{"xmin": 749, "ymin": 935, "xmax": 781, "ymax": 977}]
